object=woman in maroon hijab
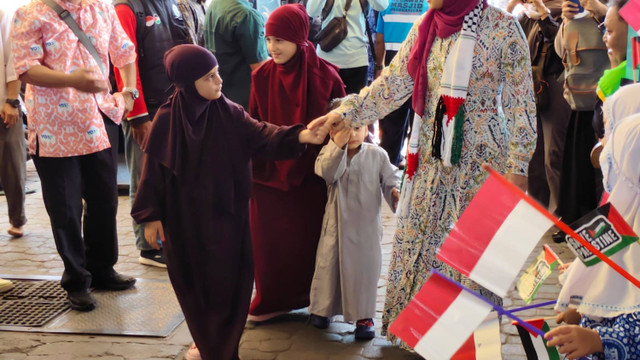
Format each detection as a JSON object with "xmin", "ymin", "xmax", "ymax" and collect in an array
[
  {"xmin": 247, "ymin": 4, "xmax": 346, "ymax": 321},
  {"xmin": 131, "ymin": 44, "xmax": 327, "ymax": 360}
]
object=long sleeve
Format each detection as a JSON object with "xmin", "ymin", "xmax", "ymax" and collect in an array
[
  {"xmin": 113, "ymin": 4, "xmax": 149, "ymax": 123},
  {"xmin": 131, "ymin": 155, "xmax": 167, "ymax": 224},
  {"xmin": 238, "ymin": 108, "xmax": 306, "ymax": 161},
  {"xmin": 538, "ymin": 14, "xmax": 560, "ymax": 42},
  {"xmin": 379, "ymin": 151, "xmax": 400, "ymax": 211},
  {"xmin": 315, "ymin": 140, "xmax": 348, "ymax": 185},
  {"xmin": 500, "ymin": 17, "xmax": 537, "ymax": 176},
  {"xmin": 332, "ymin": 13, "xmax": 422, "ymax": 128}
]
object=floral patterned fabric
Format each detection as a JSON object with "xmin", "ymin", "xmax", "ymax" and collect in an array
[
  {"xmin": 11, "ymin": 0, "xmax": 136, "ymax": 157},
  {"xmin": 334, "ymin": 6, "xmax": 536, "ymax": 346}
]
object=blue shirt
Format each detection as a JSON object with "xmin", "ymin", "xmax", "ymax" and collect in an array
[{"xmin": 376, "ymin": 0, "xmax": 427, "ymax": 51}]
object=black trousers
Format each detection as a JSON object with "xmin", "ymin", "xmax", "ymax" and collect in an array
[
  {"xmin": 338, "ymin": 66, "xmax": 369, "ymax": 95},
  {"xmin": 556, "ymin": 110, "xmax": 603, "ymax": 224},
  {"xmin": 32, "ymin": 115, "xmax": 120, "ymax": 292},
  {"xmin": 378, "ymin": 99, "xmax": 411, "ymax": 166}
]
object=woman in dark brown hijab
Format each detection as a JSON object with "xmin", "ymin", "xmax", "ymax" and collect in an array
[{"xmin": 131, "ymin": 44, "xmax": 327, "ymax": 360}]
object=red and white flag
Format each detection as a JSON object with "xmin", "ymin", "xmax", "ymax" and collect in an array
[
  {"xmin": 620, "ymin": 0, "xmax": 640, "ymax": 32},
  {"xmin": 452, "ymin": 313, "xmax": 502, "ymax": 360},
  {"xmin": 437, "ymin": 171, "xmax": 554, "ymax": 297},
  {"xmin": 389, "ymin": 272, "xmax": 493, "ymax": 360}
]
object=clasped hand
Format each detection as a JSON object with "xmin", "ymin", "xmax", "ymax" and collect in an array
[
  {"xmin": 308, "ymin": 112, "xmax": 345, "ymax": 135},
  {"xmin": 300, "ymin": 112, "xmax": 345, "ymax": 144}
]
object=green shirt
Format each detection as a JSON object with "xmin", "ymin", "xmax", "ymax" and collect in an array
[{"xmin": 204, "ymin": 0, "xmax": 268, "ymax": 109}]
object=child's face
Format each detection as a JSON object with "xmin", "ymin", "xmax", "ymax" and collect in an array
[
  {"xmin": 347, "ymin": 126, "xmax": 367, "ymax": 150},
  {"xmin": 194, "ymin": 66, "xmax": 223, "ymax": 100},
  {"xmin": 266, "ymin": 36, "xmax": 298, "ymax": 65}
]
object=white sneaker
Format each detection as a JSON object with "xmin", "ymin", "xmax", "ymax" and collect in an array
[
  {"xmin": 185, "ymin": 344, "xmax": 201, "ymax": 360},
  {"xmin": 0, "ymin": 278, "xmax": 14, "ymax": 293}
]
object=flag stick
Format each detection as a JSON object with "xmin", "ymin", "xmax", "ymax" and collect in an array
[
  {"xmin": 482, "ymin": 164, "xmax": 640, "ymax": 289},
  {"xmin": 508, "ymin": 300, "xmax": 556, "ymax": 313},
  {"xmin": 431, "ymin": 269, "xmax": 546, "ymax": 337}
]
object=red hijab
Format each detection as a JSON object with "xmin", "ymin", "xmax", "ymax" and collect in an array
[
  {"xmin": 249, "ymin": 4, "xmax": 345, "ymax": 190},
  {"xmin": 407, "ymin": 0, "xmax": 487, "ymax": 117}
]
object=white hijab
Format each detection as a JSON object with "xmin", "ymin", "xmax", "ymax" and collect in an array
[{"xmin": 555, "ymin": 85, "xmax": 640, "ymax": 319}]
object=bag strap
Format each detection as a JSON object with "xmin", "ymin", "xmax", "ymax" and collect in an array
[
  {"xmin": 321, "ymin": 0, "xmax": 334, "ymax": 21},
  {"xmin": 40, "ymin": 0, "xmax": 107, "ymax": 76},
  {"xmin": 344, "ymin": 0, "xmax": 353, "ymax": 14},
  {"xmin": 321, "ymin": 0, "xmax": 353, "ymax": 20},
  {"xmin": 359, "ymin": 0, "xmax": 376, "ymax": 64}
]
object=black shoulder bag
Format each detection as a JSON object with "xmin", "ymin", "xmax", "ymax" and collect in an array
[{"xmin": 313, "ymin": 0, "xmax": 352, "ymax": 52}]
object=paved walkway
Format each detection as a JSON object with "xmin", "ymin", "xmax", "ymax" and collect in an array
[{"xmin": 0, "ymin": 160, "xmax": 573, "ymax": 359}]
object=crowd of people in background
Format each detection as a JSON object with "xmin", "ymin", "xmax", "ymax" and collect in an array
[{"xmin": 0, "ymin": 0, "xmax": 638, "ymax": 359}]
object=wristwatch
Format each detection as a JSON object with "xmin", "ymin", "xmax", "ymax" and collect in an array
[
  {"xmin": 122, "ymin": 87, "xmax": 139, "ymax": 100},
  {"xmin": 5, "ymin": 98, "xmax": 20, "ymax": 108},
  {"xmin": 374, "ymin": 64, "xmax": 384, "ymax": 71}
]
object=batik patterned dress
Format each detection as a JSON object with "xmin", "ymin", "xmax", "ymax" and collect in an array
[{"xmin": 334, "ymin": 6, "xmax": 537, "ymax": 345}]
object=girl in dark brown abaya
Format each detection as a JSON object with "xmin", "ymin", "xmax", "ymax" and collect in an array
[
  {"xmin": 131, "ymin": 44, "xmax": 328, "ymax": 360},
  {"xmin": 247, "ymin": 3, "xmax": 346, "ymax": 321}
]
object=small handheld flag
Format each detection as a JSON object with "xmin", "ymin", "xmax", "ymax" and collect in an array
[
  {"xmin": 436, "ymin": 168, "xmax": 554, "ymax": 297},
  {"xmin": 388, "ymin": 271, "xmax": 494, "ymax": 360},
  {"xmin": 517, "ymin": 245, "xmax": 561, "ymax": 304},
  {"xmin": 451, "ymin": 313, "xmax": 501, "ymax": 360},
  {"xmin": 513, "ymin": 319, "xmax": 561, "ymax": 360},
  {"xmin": 563, "ymin": 203, "xmax": 639, "ymax": 267}
]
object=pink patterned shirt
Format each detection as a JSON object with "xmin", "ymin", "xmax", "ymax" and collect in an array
[{"xmin": 11, "ymin": 0, "xmax": 136, "ymax": 157}]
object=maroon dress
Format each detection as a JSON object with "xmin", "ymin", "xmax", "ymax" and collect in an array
[
  {"xmin": 247, "ymin": 4, "xmax": 346, "ymax": 317},
  {"xmin": 132, "ymin": 94, "xmax": 305, "ymax": 360}
]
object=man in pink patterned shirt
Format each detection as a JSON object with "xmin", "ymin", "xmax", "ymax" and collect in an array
[{"xmin": 11, "ymin": 0, "xmax": 138, "ymax": 311}]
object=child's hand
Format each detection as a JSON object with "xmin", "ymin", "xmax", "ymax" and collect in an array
[
  {"xmin": 391, "ymin": 187, "xmax": 400, "ymax": 212},
  {"xmin": 544, "ymin": 325, "xmax": 603, "ymax": 359},
  {"xmin": 298, "ymin": 127, "xmax": 328, "ymax": 145},
  {"xmin": 555, "ymin": 308, "xmax": 581, "ymax": 325},
  {"xmin": 331, "ymin": 127, "xmax": 351, "ymax": 149},
  {"xmin": 144, "ymin": 220, "xmax": 165, "ymax": 250},
  {"xmin": 558, "ymin": 261, "xmax": 573, "ymax": 275}
]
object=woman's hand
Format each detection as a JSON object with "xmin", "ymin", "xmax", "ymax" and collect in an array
[
  {"xmin": 308, "ymin": 112, "xmax": 344, "ymax": 133},
  {"xmin": 144, "ymin": 220, "xmax": 165, "ymax": 250},
  {"xmin": 545, "ymin": 325, "xmax": 603, "ymax": 359},
  {"xmin": 299, "ymin": 123, "xmax": 330, "ymax": 144}
]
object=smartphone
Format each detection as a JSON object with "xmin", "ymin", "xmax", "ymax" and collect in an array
[{"xmin": 568, "ymin": 0, "xmax": 585, "ymax": 13}]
